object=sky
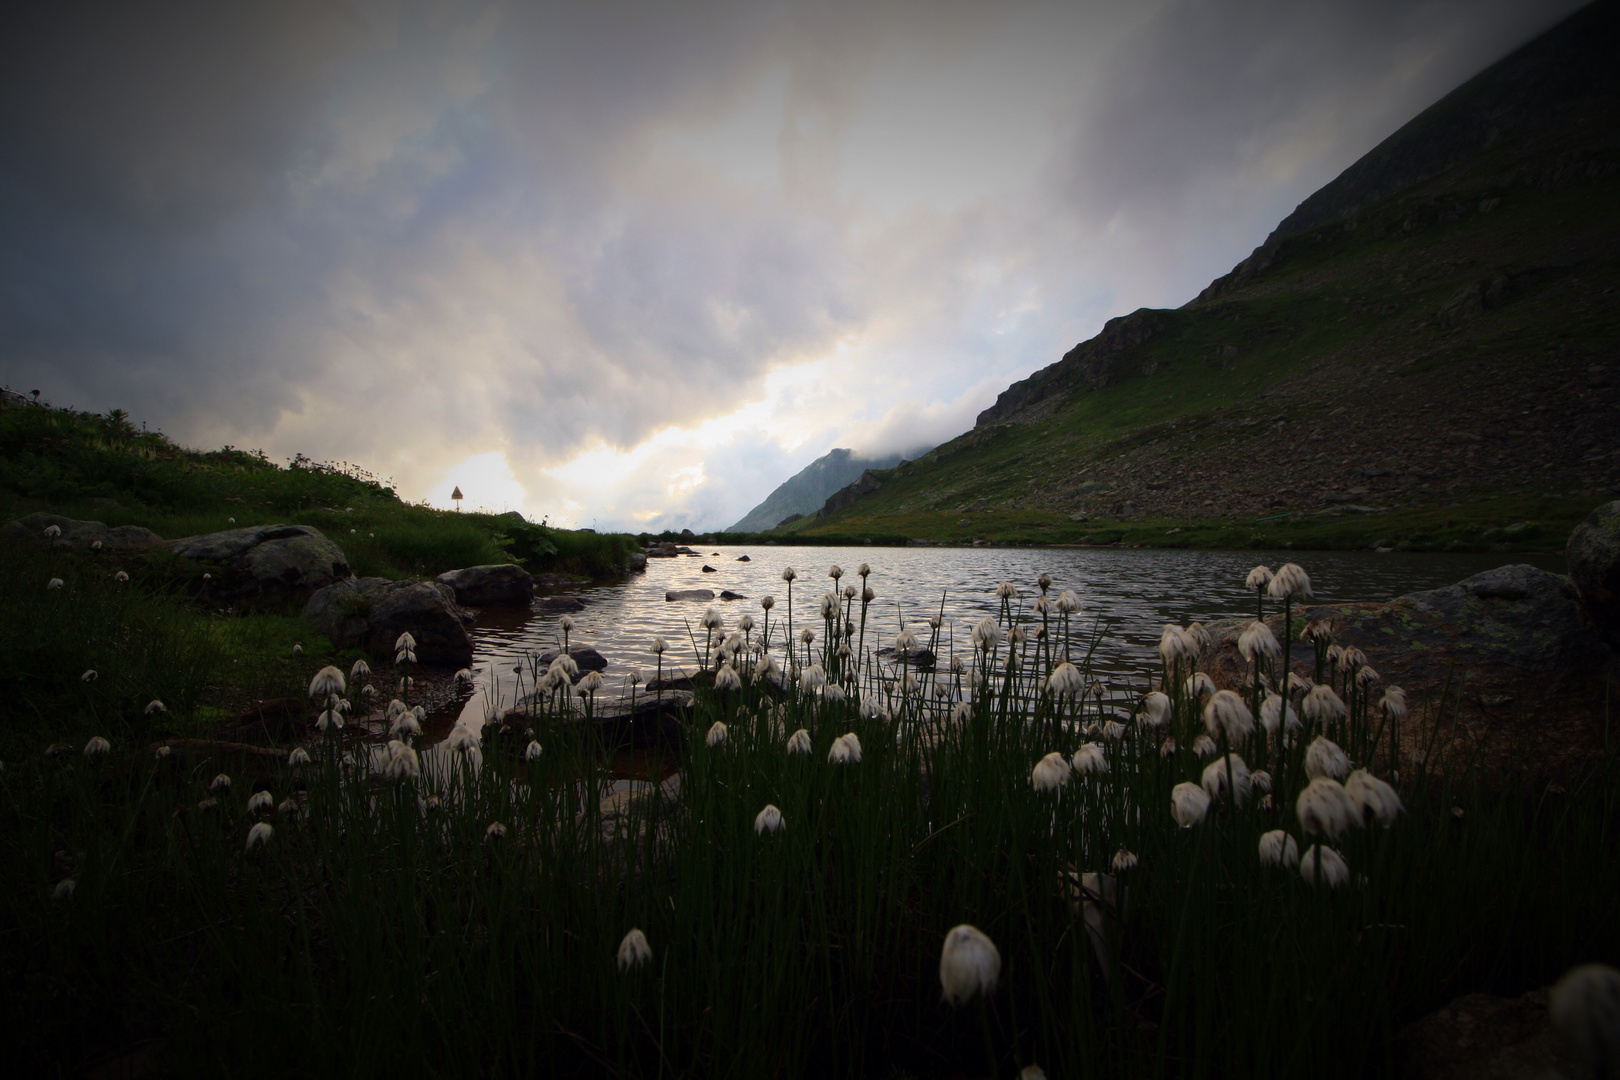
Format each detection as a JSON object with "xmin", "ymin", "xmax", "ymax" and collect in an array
[{"xmin": 0, "ymin": 0, "xmax": 1584, "ymax": 530}]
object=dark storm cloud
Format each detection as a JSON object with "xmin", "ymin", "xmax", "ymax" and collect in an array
[{"xmin": 0, "ymin": 0, "xmax": 1587, "ymax": 527}]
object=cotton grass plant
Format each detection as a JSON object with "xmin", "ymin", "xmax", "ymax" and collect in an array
[{"xmin": 1, "ymin": 554, "xmax": 1616, "ymax": 1078}]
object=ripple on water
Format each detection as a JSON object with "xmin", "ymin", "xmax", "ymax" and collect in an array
[{"xmin": 448, "ymin": 544, "xmax": 1565, "ymax": 736}]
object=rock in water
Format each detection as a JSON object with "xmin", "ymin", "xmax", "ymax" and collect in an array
[
  {"xmin": 436, "ymin": 564, "xmax": 534, "ymax": 608},
  {"xmin": 304, "ymin": 578, "xmax": 474, "ymax": 666},
  {"xmin": 1567, "ymin": 500, "xmax": 1620, "ymax": 643},
  {"xmin": 536, "ymin": 646, "xmax": 609, "ymax": 674},
  {"xmin": 665, "ymin": 589, "xmax": 716, "ymax": 602}
]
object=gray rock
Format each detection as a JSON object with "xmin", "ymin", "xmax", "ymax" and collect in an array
[
  {"xmin": 719, "ymin": 590, "xmax": 749, "ymax": 601},
  {"xmin": 1, "ymin": 512, "xmax": 163, "ymax": 552},
  {"xmin": 536, "ymin": 596, "xmax": 588, "ymax": 614},
  {"xmin": 303, "ymin": 577, "xmax": 474, "ymax": 667},
  {"xmin": 701, "ymin": 564, "xmax": 717, "ymax": 572},
  {"xmin": 1393, "ymin": 988, "xmax": 1588, "ymax": 1080},
  {"xmin": 1567, "ymin": 500, "xmax": 1620, "ymax": 642},
  {"xmin": 436, "ymin": 563, "xmax": 534, "ymax": 608},
  {"xmin": 1197, "ymin": 563, "xmax": 1618, "ymax": 783},
  {"xmin": 536, "ymin": 646, "xmax": 609, "ymax": 674},
  {"xmin": 665, "ymin": 589, "xmax": 716, "ymax": 602},
  {"xmin": 171, "ymin": 524, "xmax": 351, "ymax": 606},
  {"xmin": 628, "ymin": 551, "xmax": 648, "ymax": 571},
  {"xmin": 877, "ymin": 645, "xmax": 937, "ymax": 669}
]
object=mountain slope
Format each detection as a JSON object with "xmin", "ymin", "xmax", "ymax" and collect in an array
[
  {"xmin": 727, "ymin": 448, "xmax": 904, "ymax": 532},
  {"xmin": 785, "ymin": 0, "xmax": 1620, "ymax": 552}
]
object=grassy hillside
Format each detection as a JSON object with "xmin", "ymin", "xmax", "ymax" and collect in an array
[
  {"xmin": 781, "ymin": 1, "xmax": 1620, "ymax": 553},
  {"xmin": 0, "ymin": 399, "xmax": 638, "ymax": 579}
]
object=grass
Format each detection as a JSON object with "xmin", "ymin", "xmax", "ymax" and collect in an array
[
  {"xmin": 3, "ymin": 556, "xmax": 1614, "ymax": 1077},
  {"xmin": 0, "ymin": 399, "xmax": 639, "ymax": 581}
]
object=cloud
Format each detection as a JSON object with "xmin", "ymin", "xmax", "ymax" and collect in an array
[{"xmin": 0, "ymin": 0, "xmax": 1583, "ymax": 531}]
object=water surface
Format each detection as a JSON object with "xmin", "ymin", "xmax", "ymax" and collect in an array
[{"xmin": 452, "ymin": 546, "xmax": 1565, "ymax": 729}]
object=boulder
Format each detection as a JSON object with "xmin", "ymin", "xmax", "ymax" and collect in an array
[
  {"xmin": 1567, "ymin": 499, "xmax": 1620, "ymax": 642},
  {"xmin": 1198, "ymin": 564, "xmax": 1618, "ymax": 783},
  {"xmin": 303, "ymin": 577, "xmax": 474, "ymax": 667},
  {"xmin": 736, "ymin": 555, "xmax": 751, "ymax": 561},
  {"xmin": 877, "ymin": 645, "xmax": 937, "ymax": 670},
  {"xmin": 536, "ymin": 596, "xmax": 588, "ymax": 614},
  {"xmin": 171, "ymin": 524, "xmax": 351, "ymax": 606},
  {"xmin": 719, "ymin": 590, "xmax": 749, "ymax": 601},
  {"xmin": 701, "ymin": 564, "xmax": 717, "ymax": 572},
  {"xmin": 1392, "ymin": 988, "xmax": 1585, "ymax": 1080},
  {"xmin": 436, "ymin": 563, "xmax": 534, "ymax": 608},
  {"xmin": 1, "ymin": 512, "xmax": 163, "ymax": 552},
  {"xmin": 628, "ymin": 552, "xmax": 648, "ymax": 571},
  {"xmin": 666, "ymin": 588, "xmax": 716, "ymax": 602},
  {"xmin": 536, "ymin": 646, "xmax": 609, "ymax": 675}
]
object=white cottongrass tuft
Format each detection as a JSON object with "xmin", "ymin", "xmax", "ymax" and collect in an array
[
  {"xmin": 144, "ymin": 699, "xmax": 166, "ymax": 715},
  {"xmin": 1258, "ymin": 830, "xmax": 1300, "ymax": 868},
  {"xmin": 760, "ymin": 595, "xmax": 775, "ymax": 611},
  {"xmin": 210, "ymin": 773, "xmax": 232, "ymax": 792},
  {"xmin": 705, "ymin": 721, "xmax": 728, "ymax": 747},
  {"xmin": 701, "ymin": 607, "xmax": 723, "ymax": 631},
  {"xmin": 1355, "ymin": 664, "xmax": 1381, "ymax": 688},
  {"xmin": 1260, "ymin": 694, "xmax": 1300, "ymax": 736},
  {"xmin": 445, "ymin": 725, "xmax": 481, "ymax": 755},
  {"xmin": 996, "ymin": 581, "xmax": 1017, "ymax": 600},
  {"xmin": 484, "ymin": 822, "xmax": 507, "ymax": 841},
  {"xmin": 47, "ymin": 577, "xmax": 63, "ymax": 590},
  {"xmin": 799, "ymin": 664, "xmax": 826, "ymax": 691},
  {"xmin": 1185, "ymin": 671, "xmax": 1216, "ymax": 702},
  {"xmin": 53, "ymin": 879, "xmax": 76, "ymax": 900},
  {"xmin": 1266, "ymin": 562, "xmax": 1313, "ymax": 601},
  {"xmin": 577, "ymin": 670, "xmax": 605, "ymax": 694},
  {"xmin": 83, "ymin": 736, "xmax": 110, "ymax": 758},
  {"xmin": 43, "ymin": 524, "xmax": 62, "ymax": 538},
  {"xmin": 1252, "ymin": 769, "xmax": 1273, "ymax": 793},
  {"xmin": 781, "ymin": 566, "xmax": 797, "ymax": 582},
  {"xmin": 754, "ymin": 804, "xmax": 785, "ymax": 835},
  {"xmin": 245, "ymin": 822, "xmax": 274, "ymax": 852},
  {"xmin": 1158, "ymin": 625, "xmax": 1198, "ymax": 666},
  {"xmin": 1302, "ymin": 684, "xmax": 1347, "ymax": 725},
  {"xmin": 1304, "ymin": 736, "xmax": 1352, "ymax": 781},
  {"xmin": 1549, "ymin": 964, "xmax": 1620, "ymax": 1071},
  {"xmin": 113, "ymin": 570, "xmax": 129, "ymax": 583},
  {"xmin": 939, "ymin": 924, "xmax": 1001, "ymax": 1006},
  {"xmin": 81, "ymin": 669, "xmax": 97, "ymax": 683},
  {"xmin": 154, "ymin": 745, "xmax": 172, "ymax": 760},
  {"xmin": 1171, "ymin": 782, "xmax": 1211, "ymax": 827},
  {"xmin": 1202, "ymin": 690, "xmax": 1255, "ymax": 741},
  {"xmin": 1031, "ymin": 751, "xmax": 1071, "ymax": 792},
  {"xmin": 394, "ymin": 632, "xmax": 416, "ymax": 652},
  {"xmin": 352, "ymin": 659, "xmax": 372, "ymax": 680},
  {"xmin": 650, "ymin": 635, "xmax": 667, "ymax": 655},
  {"xmin": 524, "ymin": 740, "xmax": 543, "ymax": 762},
  {"xmin": 1056, "ymin": 589, "xmax": 1082, "ymax": 614},
  {"xmin": 1103, "ymin": 720, "xmax": 1127, "ymax": 741},
  {"xmin": 383, "ymin": 743, "xmax": 420, "ymax": 782},
  {"xmin": 1337, "ymin": 646, "xmax": 1367, "ymax": 672},
  {"xmin": 1238, "ymin": 621, "xmax": 1280, "ymax": 662},
  {"xmin": 971, "ymin": 617, "xmax": 1003, "ymax": 649},
  {"xmin": 1071, "ymin": 742, "xmax": 1108, "ymax": 775},
  {"xmin": 1159, "ymin": 736, "xmax": 1177, "ymax": 758},
  {"xmin": 308, "ymin": 665, "xmax": 346, "ymax": 701},
  {"xmin": 1299, "ymin": 844, "xmax": 1349, "ymax": 888},
  {"xmin": 1344, "ymin": 769, "xmax": 1403, "ymax": 826},
  {"xmin": 1246, "ymin": 565, "xmax": 1273, "ymax": 590},
  {"xmin": 288, "ymin": 748, "xmax": 311, "ymax": 767},
  {"xmin": 617, "ymin": 928, "xmax": 652, "ymax": 971},
  {"xmin": 1139, "ymin": 691, "xmax": 1172, "ymax": 728},
  {"xmin": 1296, "ymin": 777, "xmax": 1359, "ymax": 838},
  {"xmin": 1111, "ymin": 849, "xmax": 1139, "ymax": 873},
  {"xmin": 828, "ymin": 732, "xmax": 862, "ymax": 765},
  {"xmin": 1201, "ymin": 754, "xmax": 1252, "ymax": 804},
  {"xmin": 246, "ymin": 790, "xmax": 275, "ymax": 814},
  {"xmin": 786, "ymin": 728, "xmax": 812, "ymax": 755},
  {"xmin": 714, "ymin": 663, "xmax": 742, "ymax": 692},
  {"xmin": 1379, "ymin": 686, "xmax": 1408, "ymax": 720},
  {"xmin": 1191, "ymin": 734, "xmax": 1218, "ymax": 759}
]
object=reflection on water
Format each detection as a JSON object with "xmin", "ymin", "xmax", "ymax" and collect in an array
[{"xmin": 448, "ymin": 545, "xmax": 1565, "ymax": 738}]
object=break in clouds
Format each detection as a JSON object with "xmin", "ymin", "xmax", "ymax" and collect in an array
[{"xmin": 0, "ymin": 0, "xmax": 1580, "ymax": 529}]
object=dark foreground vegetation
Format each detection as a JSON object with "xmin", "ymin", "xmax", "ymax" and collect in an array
[{"xmin": 3, "ymin": 540, "xmax": 1615, "ymax": 1077}]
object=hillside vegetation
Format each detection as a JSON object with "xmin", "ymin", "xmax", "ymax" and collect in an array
[
  {"xmin": 0, "ymin": 398, "xmax": 638, "ymax": 580},
  {"xmin": 781, "ymin": 0, "xmax": 1620, "ymax": 553}
]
